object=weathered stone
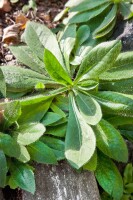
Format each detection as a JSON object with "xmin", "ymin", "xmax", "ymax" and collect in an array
[
  {"xmin": 112, "ymin": 19, "xmax": 133, "ymax": 51},
  {"xmin": 22, "ymin": 162, "xmax": 100, "ymax": 200},
  {"xmin": 0, "ymin": 190, "xmax": 4, "ymax": 200}
]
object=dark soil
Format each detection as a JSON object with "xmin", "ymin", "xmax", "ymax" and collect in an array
[{"xmin": 0, "ymin": 0, "xmax": 67, "ymax": 65}]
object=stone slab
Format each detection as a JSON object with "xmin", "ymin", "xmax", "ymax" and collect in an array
[{"xmin": 22, "ymin": 162, "xmax": 100, "ymax": 200}]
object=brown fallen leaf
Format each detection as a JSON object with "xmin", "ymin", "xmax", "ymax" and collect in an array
[
  {"xmin": 15, "ymin": 13, "xmax": 29, "ymax": 30},
  {"xmin": 0, "ymin": 0, "xmax": 11, "ymax": 12},
  {"xmin": 2, "ymin": 23, "xmax": 21, "ymax": 45}
]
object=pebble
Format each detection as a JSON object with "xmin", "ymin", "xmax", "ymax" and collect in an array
[{"xmin": 5, "ymin": 54, "xmax": 13, "ymax": 61}]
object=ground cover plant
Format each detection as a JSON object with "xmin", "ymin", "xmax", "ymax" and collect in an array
[
  {"xmin": 0, "ymin": 20, "xmax": 133, "ymax": 199},
  {"xmin": 55, "ymin": 0, "xmax": 133, "ymax": 39}
]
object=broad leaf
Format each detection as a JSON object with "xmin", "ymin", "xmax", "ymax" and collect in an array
[
  {"xmin": 44, "ymin": 49, "xmax": 72, "ymax": 85},
  {"xmin": 95, "ymin": 151, "xmax": 123, "ymax": 200},
  {"xmin": 41, "ymin": 112, "xmax": 63, "ymax": 126},
  {"xmin": 10, "ymin": 46, "xmax": 46, "ymax": 75},
  {"xmin": 0, "ymin": 133, "xmax": 20, "ymax": 158},
  {"xmin": 76, "ymin": 40, "xmax": 121, "ymax": 81},
  {"xmin": 14, "ymin": 123, "xmax": 46, "ymax": 145},
  {"xmin": 83, "ymin": 151, "xmax": 97, "ymax": 171},
  {"xmin": 18, "ymin": 145, "xmax": 30, "ymax": 163},
  {"xmin": 75, "ymin": 91, "xmax": 102, "ymax": 125},
  {"xmin": 59, "ymin": 24, "xmax": 76, "ymax": 71},
  {"xmin": 2, "ymin": 101, "xmax": 21, "ymax": 129},
  {"xmin": 0, "ymin": 150, "xmax": 7, "ymax": 187},
  {"xmin": 76, "ymin": 25, "xmax": 90, "ymax": 46},
  {"xmin": 24, "ymin": 21, "xmax": 65, "ymax": 68},
  {"xmin": 68, "ymin": 3, "xmax": 110, "ymax": 24},
  {"xmin": 94, "ymin": 119, "xmax": 128, "ymax": 162},
  {"xmin": 65, "ymin": 93, "xmax": 96, "ymax": 169},
  {"xmin": 0, "ymin": 68, "xmax": 6, "ymax": 97},
  {"xmin": 10, "ymin": 161, "xmax": 35, "ymax": 194},
  {"xmin": 27, "ymin": 141, "xmax": 57, "ymax": 164},
  {"xmin": 46, "ymin": 123, "xmax": 67, "ymax": 137},
  {"xmin": 94, "ymin": 91, "xmax": 133, "ymax": 117},
  {"xmin": 41, "ymin": 136, "xmax": 65, "ymax": 160},
  {"xmin": 0, "ymin": 66, "xmax": 47, "ymax": 93}
]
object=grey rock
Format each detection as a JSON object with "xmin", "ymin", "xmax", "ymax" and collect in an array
[
  {"xmin": 112, "ymin": 19, "xmax": 133, "ymax": 51},
  {"xmin": 22, "ymin": 162, "xmax": 100, "ymax": 200}
]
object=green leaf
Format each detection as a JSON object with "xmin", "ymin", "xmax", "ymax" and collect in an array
[
  {"xmin": 76, "ymin": 40, "xmax": 121, "ymax": 81},
  {"xmin": 41, "ymin": 112, "xmax": 63, "ymax": 126},
  {"xmin": 24, "ymin": 21, "xmax": 65, "ymax": 68},
  {"xmin": 18, "ymin": 145, "xmax": 30, "ymax": 163},
  {"xmin": 46, "ymin": 123, "xmax": 67, "ymax": 137},
  {"xmin": 66, "ymin": 0, "xmax": 86, "ymax": 7},
  {"xmin": 50, "ymin": 103, "xmax": 66, "ymax": 117},
  {"xmin": 123, "ymin": 163, "xmax": 133, "ymax": 184},
  {"xmin": 0, "ymin": 150, "xmax": 7, "ymax": 187},
  {"xmin": 100, "ymin": 51, "xmax": 133, "ymax": 81},
  {"xmin": 0, "ymin": 66, "xmax": 47, "ymax": 93},
  {"xmin": 10, "ymin": 161, "xmax": 35, "ymax": 194},
  {"xmin": 27, "ymin": 141, "xmax": 57, "ymax": 164},
  {"xmin": 14, "ymin": 123, "xmax": 46, "ymax": 145},
  {"xmin": 10, "ymin": 46, "xmax": 46, "ymax": 75},
  {"xmin": 95, "ymin": 151, "xmax": 123, "ymax": 200},
  {"xmin": 18, "ymin": 99, "xmax": 52, "ymax": 124},
  {"xmin": 68, "ymin": 3, "xmax": 110, "ymax": 24},
  {"xmin": 76, "ymin": 25, "xmax": 90, "ymax": 46},
  {"xmin": 41, "ymin": 136, "xmax": 65, "ymax": 160},
  {"xmin": 0, "ymin": 133, "xmax": 20, "ymax": 158},
  {"xmin": 83, "ymin": 151, "xmax": 97, "ymax": 171},
  {"xmin": 124, "ymin": 183, "xmax": 133, "ymax": 193},
  {"xmin": 94, "ymin": 119, "xmax": 128, "ymax": 162},
  {"xmin": 120, "ymin": 2, "xmax": 133, "ymax": 19},
  {"xmin": 0, "ymin": 68, "xmax": 6, "ymax": 97},
  {"xmin": 59, "ymin": 24, "xmax": 76, "ymax": 71},
  {"xmin": 94, "ymin": 91, "xmax": 133, "ymax": 117},
  {"xmin": 75, "ymin": 91, "xmax": 102, "ymax": 125},
  {"xmin": 69, "ymin": 0, "xmax": 110, "ymax": 12},
  {"xmin": 65, "ymin": 93, "xmax": 96, "ymax": 169},
  {"xmin": 44, "ymin": 49, "xmax": 72, "ymax": 85},
  {"xmin": 94, "ymin": 5, "xmax": 117, "ymax": 37},
  {"xmin": 2, "ymin": 101, "xmax": 21, "ymax": 129}
]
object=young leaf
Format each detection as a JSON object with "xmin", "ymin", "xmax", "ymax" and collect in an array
[
  {"xmin": 123, "ymin": 163, "xmax": 133, "ymax": 184},
  {"xmin": 0, "ymin": 133, "xmax": 20, "ymax": 159},
  {"xmin": 59, "ymin": 24, "xmax": 76, "ymax": 71},
  {"xmin": 0, "ymin": 68, "xmax": 6, "ymax": 97},
  {"xmin": 10, "ymin": 45, "xmax": 46, "ymax": 75},
  {"xmin": 10, "ymin": 161, "xmax": 35, "ymax": 194},
  {"xmin": 75, "ymin": 91, "xmax": 102, "ymax": 125},
  {"xmin": 44, "ymin": 49, "xmax": 73, "ymax": 85},
  {"xmin": 94, "ymin": 119, "xmax": 128, "ymax": 162},
  {"xmin": 65, "ymin": 93, "xmax": 96, "ymax": 169},
  {"xmin": 13, "ymin": 123, "xmax": 46, "ymax": 145},
  {"xmin": 18, "ymin": 145, "xmax": 30, "ymax": 163},
  {"xmin": 24, "ymin": 21, "xmax": 65, "ymax": 68},
  {"xmin": 95, "ymin": 151, "xmax": 123, "ymax": 200},
  {"xmin": 76, "ymin": 40, "xmax": 121, "ymax": 81},
  {"xmin": 27, "ymin": 141, "xmax": 57, "ymax": 164},
  {"xmin": 0, "ymin": 150, "xmax": 7, "ymax": 188}
]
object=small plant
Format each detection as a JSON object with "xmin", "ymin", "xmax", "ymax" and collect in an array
[
  {"xmin": 1, "ymin": 21, "xmax": 133, "ymax": 198},
  {"xmin": 55, "ymin": 0, "xmax": 133, "ymax": 39}
]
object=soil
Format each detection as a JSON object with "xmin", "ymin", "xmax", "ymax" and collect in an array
[{"xmin": 0, "ymin": 0, "xmax": 67, "ymax": 65}]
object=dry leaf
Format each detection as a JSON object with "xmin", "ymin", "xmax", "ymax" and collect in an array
[
  {"xmin": 0, "ymin": 0, "xmax": 11, "ymax": 12},
  {"xmin": 2, "ymin": 23, "xmax": 21, "ymax": 45},
  {"xmin": 0, "ymin": 110, "xmax": 4, "ymax": 124},
  {"xmin": 15, "ymin": 13, "xmax": 29, "ymax": 30}
]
